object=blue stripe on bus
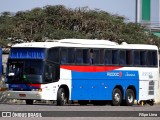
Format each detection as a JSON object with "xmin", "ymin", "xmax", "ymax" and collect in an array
[
  {"xmin": 8, "ymin": 84, "xmax": 40, "ymax": 91},
  {"xmin": 71, "ymin": 70, "xmax": 139, "ymax": 100}
]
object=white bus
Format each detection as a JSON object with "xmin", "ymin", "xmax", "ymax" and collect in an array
[{"xmin": 6, "ymin": 39, "xmax": 159, "ymax": 106}]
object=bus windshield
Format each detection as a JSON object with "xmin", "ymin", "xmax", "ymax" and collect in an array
[{"xmin": 6, "ymin": 59, "xmax": 44, "ymax": 84}]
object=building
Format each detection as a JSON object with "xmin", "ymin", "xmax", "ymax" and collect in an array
[{"xmin": 136, "ymin": 0, "xmax": 160, "ymax": 37}]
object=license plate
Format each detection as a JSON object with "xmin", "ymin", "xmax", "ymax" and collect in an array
[{"xmin": 19, "ymin": 94, "xmax": 26, "ymax": 97}]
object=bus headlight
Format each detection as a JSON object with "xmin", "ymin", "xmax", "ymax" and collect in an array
[{"xmin": 32, "ymin": 88, "xmax": 42, "ymax": 92}]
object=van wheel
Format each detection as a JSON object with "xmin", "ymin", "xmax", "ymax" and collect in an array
[
  {"xmin": 112, "ymin": 88, "xmax": 122, "ymax": 106},
  {"xmin": 26, "ymin": 100, "xmax": 33, "ymax": 105},
  {"xmin": 125, "ymin": 89, "xmax": 135, "ymax": 106},
  {"xmin": 57, "ymin": 88, "xmax": 67, "ymax": 106}
]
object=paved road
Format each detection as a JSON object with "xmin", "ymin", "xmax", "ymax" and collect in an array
[{"xmin": 0, "ymin": 102, "xmax": 160, "ymax": 120}]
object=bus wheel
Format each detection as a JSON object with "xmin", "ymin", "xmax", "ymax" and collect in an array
[
  {"xmin": 57, "ymin": 88, "xmax": 67, "ymax": 106},
  {"xmin": 112, "ymin": 88, "xmax": 122, "ymax": 106},
  {"xmin": 125, "ymin": 89, "xmax": 135, "ymax": 106},
  {"xmin": 26, "ymin": 100, "xmax": 33, "ymax": 105}
]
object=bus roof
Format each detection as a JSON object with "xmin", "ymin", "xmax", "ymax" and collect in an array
[{"xmin": 12, "ymin": 39, "xmax": 158, "ymax": 50}]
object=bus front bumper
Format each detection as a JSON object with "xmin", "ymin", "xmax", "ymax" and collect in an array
[{"xmin": 6, "ymin": 91, "xmax": 56, "ymax": 100}]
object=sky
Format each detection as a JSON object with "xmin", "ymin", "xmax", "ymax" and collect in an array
[{"xmin": 0, "ymin": 0, "xmax": 136, "ymax": 22}]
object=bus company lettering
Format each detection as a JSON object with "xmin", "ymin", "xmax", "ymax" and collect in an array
[
  {"xmin": 107, "ymin": 72, "xmax": 122, "ymax": 77},
  {"xmin": 125, "ymin": 72, "xmax": 135, "ymax": 77}
]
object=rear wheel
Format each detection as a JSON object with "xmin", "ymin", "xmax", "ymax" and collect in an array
[
  {"xmin": 125, "ymin": 89, "xmax": 135, "ymax": 106},
  {"xmin": 112, "ymin": 88, "xmax": 122, "ymax": 106},
  {"xmin": 57, "ymin": 88, "xmax": 68, "ymax": 106},
  {"xmin": 26, "ymin": 100, "xmax": 33, "ymax": 105}
]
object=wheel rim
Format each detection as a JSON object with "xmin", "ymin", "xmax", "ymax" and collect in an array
[
  {"xmin": 128, "ymin": 94, "xmax": 133, "ymax": 103},
  {"xmin": 114, "ymin": 93, "xmax": 120, "ymax": 102}
]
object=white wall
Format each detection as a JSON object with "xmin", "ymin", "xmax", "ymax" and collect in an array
[{"xmin": 151, "ymin": 0, "xmax": 160, "ymax": 27}]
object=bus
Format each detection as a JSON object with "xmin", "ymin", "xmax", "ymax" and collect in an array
[
  {"xmin": 5, "ymin": 39, "xmax": 159, "ymax": 106},
  {"xmin": 0, "ymin": 47, "xmax": 2, "ymax": 77}
]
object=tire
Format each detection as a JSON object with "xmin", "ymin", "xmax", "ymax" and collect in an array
[
  {"xmin": 125, "ymin": 89, "xmax": 135, "ymax": 106},
  {"xmin": 26, "ymin": 100, "xmax": 33, "ymax": 105},
  {"xmin": 112, "ymin": 88, "xmax": 122, "ymax": 106},
  {"xmin": 57, "ymin": 88, "xmax": 68, "ymax": 106}
]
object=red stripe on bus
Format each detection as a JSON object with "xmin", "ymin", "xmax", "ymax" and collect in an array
[
  {"xmin": 27, "ymin": 84, "xmax": 41, "ymax": 88},
  {"xmin": 60, "ymin": 65, "xmax": 122, "ymax": 72}
]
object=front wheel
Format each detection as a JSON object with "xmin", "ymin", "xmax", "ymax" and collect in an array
[
  {"xmin": 125, "ymin": 89, "xmax": 135, "ymax": 106},
  {"xmin": 57, "ymin": 88, "xmax": 68, "ymax": 106},
  {"xmin": 112, "ymin": 88, "xmax": 122, "ymax": 106}
]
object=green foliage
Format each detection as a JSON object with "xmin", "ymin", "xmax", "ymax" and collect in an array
[{"xmin": 0, "ymin": 5, "xmax": 160, "ymax": 47}]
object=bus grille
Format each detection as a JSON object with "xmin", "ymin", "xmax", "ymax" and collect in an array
[{"xmin": 148, "ymin": 81, "xmax": 154, "ymax": 95}]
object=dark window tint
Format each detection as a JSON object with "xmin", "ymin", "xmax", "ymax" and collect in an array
[
  {"xmin": 93, "ymin": 49, "xmax": 100, "ymax": 64},
  {"xmin": 152, "ymin": 51, "xmax": 158, "ymax": 66},
  {"xmin": 61, "ymin": 48, "xmax": 68, "ymax": 64},
  {"xmin": 147, "ymin": 51, "xmax": 157, "ymax": 66},
  {"xmin": 140, "ymin": 51, "xmax": 147, "ymax": 65},
  {"xmin": 47, "ymin": 48, "xmax": 59, "ymax": 63},
  {"xmin": 112, "ymin": 50, "xmax": 118, "ymax": 64},
  {"xmin": 44, "ymin": 63, "xmax": 60, "ymax": 82},
  {"xmin": 133, "ymin": 51, "xmax": 140, "ymax": 65},
  {"xmin": 105, "ymin": 50, "xmax": 112, "ymax": 64},
  {"xmin": 83, "ymin": 49, "xmax": 89, "ymax": 64},
  {"xmin": 126, "ymin": 50, "xmax": 132, "ymax": 65},
  {"xmin": 76, "ymin": 49, "xmax": 83, "ymax": 64},
  {"xmin": 119, "ymin": 50, "xmax": 126, "ymax": 65},
  {"xmin": 68, "ymin": 48, "xmax": 75, "ymax": 64},
  {"xmin": 100, "ymin": 49, "xmax": 104, "ymax": 64}
]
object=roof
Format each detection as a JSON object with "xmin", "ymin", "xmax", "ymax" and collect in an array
[{"xmin": 12, "ymin": 39, "xmax": 158, "ymax": 50}]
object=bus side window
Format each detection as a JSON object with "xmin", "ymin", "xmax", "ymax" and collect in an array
[
  {"xmin": 76, "ymin": 49, "xmax": 83, "ymax": 64},
  {"xmin": 93, "ymin": 49, "xmax": 100, "ymax": 64},
  {"xmin": 140, "ymin": 51, "xmax": 147, "ymax": 66},
  {"xmin": 133, "ymin": 51, "xmax": 140, "ymax": 66},
  {"xmin": 147, "ymin": 51, "xmax": 158, "ymax": 66},
  {"xmin": 68, "ymin": 48, "xmax": 75, "ymax": 64},
  {"xmin": 83, "ymin": 49, "xmax": 89, "ymax": 64},
  {"xmin": 119, "ymin": 50, "xmax": 126, "ymax": 65},
  {"xmin": 105, "ymin": 50, "xmax": 112, "ymax": 65},
  {"xmin": 47, "ymin": 48, "xmax": 59, "ymax": 63},
  {"xmin": 112, "ymin": 50, "xmax": 118, "ymax": 65},
  {"xmin": 45, "ymin": 64, "xmax": 53, "ymax": 82},
  {"xmin": 100, "ymin": 49, "xmax": 104, "ymax": 64},
  {"xmin": 126, "ymin": 50, "xmax": 132, "ymax": 65},
  {"xmin": 61, "ymin": 48, "xmax": 68, "ymax": 64},
  {"xmin": 152, "ymin": 51, "xmax": 158, "ymax": 66},
  {"xmin": 89, "ymin": 49, "xmax": 93, "ymax": 64}
]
